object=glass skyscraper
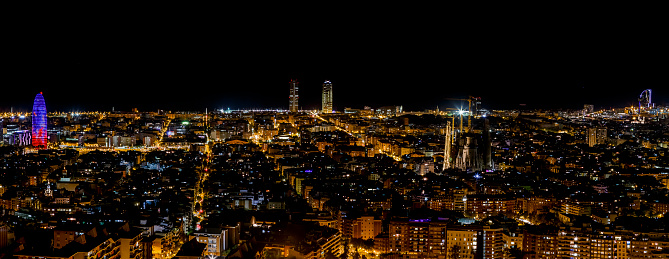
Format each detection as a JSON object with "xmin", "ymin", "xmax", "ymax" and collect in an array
[
  {"xmin": 32, "ymin": 92, "xmax": 47, "ymax": 148},
  {"xmin": 322, "ymin": 80, "xmax": 333, "ymax": 113},
  {"xmin": 289, "ymin": 79, "xmax": 299, "ymax": 112}
]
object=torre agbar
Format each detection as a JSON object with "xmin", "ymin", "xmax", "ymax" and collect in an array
[{"xmin": 31, "ymin": 92, "xmax": 47, "ymax": 148}]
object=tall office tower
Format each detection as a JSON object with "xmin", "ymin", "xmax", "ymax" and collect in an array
[
  {"xmin": 587, "ymin": 127, "xmax": 607, "ymax": 147},
  {"xmin": 31, "ymin": 92, "xmax": 47, "ymax": 148},
  {"xmin": 322, "ymin": 80, "xmax": 333, "ymax": 113},
  {"xmin": 288, "ymin": 79, "xmax": 299, "ymax": 112}
]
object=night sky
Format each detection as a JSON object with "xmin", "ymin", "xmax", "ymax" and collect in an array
[{"xmin": 3, "ymin": 12, "xmax": 667, "ymax": 112}]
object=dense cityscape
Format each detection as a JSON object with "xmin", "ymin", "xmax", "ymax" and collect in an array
[{"xmin": 0, "ymin": 84, "xmax": 668, "ymax": 259}]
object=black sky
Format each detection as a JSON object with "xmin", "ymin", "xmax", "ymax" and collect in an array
[{"xmin": 3, "ymin": 10, "xmax": 667, "ymax": 112}]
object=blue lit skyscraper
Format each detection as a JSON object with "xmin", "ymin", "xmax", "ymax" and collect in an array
[{"xmin": 32, "ymin": 92, "xmax": 47, "ymax": 148}]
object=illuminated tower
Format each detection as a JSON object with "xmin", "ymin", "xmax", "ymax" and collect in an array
[
  {"xmin": 289, "ymin": 79, "xmax": 299, "ymax": 112},
  {"xmin": 322, "ymin": 80, "xmax": 333, "ymax": 113},
  {"xmin": 31, "ymin": 92, "xmax": 47, "ymax": 148},
  {"xmin": 443, "ymin": 121, "xmax": 452, "ymax": 171}
]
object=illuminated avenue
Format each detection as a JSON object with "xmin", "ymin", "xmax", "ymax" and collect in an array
[{"xmin": 1, "ymin": 88, "xmax": 669, "ymax": 259}]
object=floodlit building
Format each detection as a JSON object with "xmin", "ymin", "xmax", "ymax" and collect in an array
[{"xmin": 351, "ymin": 216, "xmax": 382, "ymax": 240}]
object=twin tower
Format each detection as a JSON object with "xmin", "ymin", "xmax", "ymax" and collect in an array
[{"xmin": 288, "ymin": 80, "xmax": 333, "ymax": 113}]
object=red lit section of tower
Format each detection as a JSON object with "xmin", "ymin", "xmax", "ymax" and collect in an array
[{"xmin": 32, "ymin": 93, "xmax": 47, "ymax": 148}]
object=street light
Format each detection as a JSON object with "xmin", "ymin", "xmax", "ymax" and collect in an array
[{"xmin": 457, "ymin": 109, "xmax": 465, "ymax": 132}]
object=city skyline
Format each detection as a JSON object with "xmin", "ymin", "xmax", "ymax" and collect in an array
[
  {"xmin": 2, "ymin": 93, "xmax": 669, "ymax": 258},
  {"xmin": 1, "ymin": 87, "xmax": 665, "ymax": 113},
  {"xmin": 4, "ymin": 10, "xmax": 669, "ymax": 259}
]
